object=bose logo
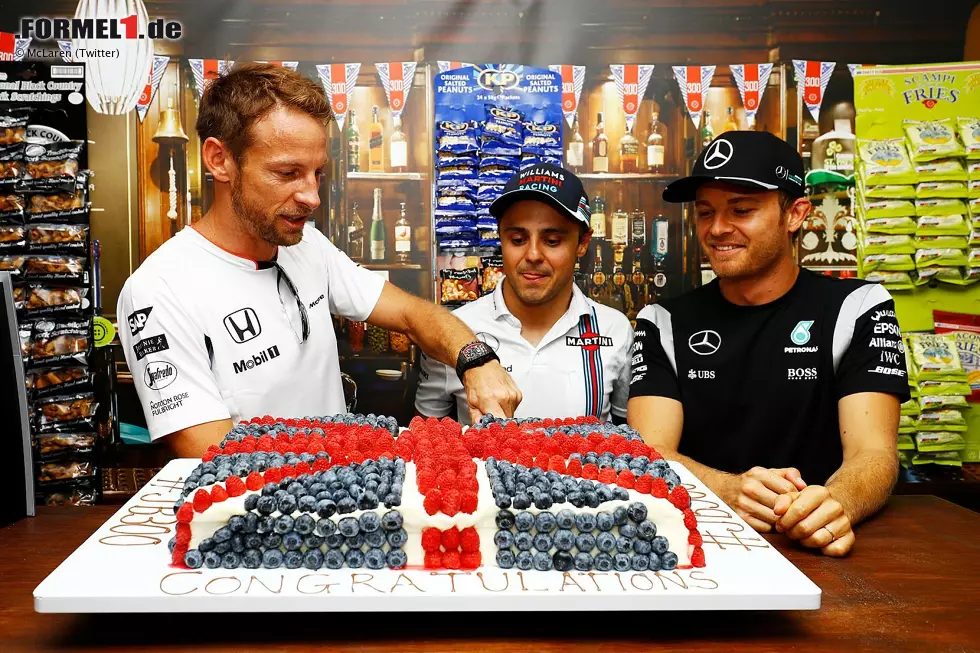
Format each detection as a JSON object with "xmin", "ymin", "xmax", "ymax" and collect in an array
[{"xmin": 224, "ymin": 308, "xmax": 261, "ymax": 344}]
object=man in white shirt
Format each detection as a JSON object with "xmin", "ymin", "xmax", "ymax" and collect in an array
[
  {"xmin": 118, "ymin": 64, "xmax": 520, "ymax": 456},
  {"xmin": 416, "ymin": 164, "xmax": 633, "ymax": 425}
]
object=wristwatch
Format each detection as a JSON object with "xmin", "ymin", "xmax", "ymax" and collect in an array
[{"xmin": 455, "ymin": 341, "xmax": 500, "ymax": 382}]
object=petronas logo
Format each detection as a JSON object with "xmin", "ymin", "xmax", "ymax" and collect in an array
[{"xmin": 791, "ymin": 320, "xmax": 814, "ymax": 345}]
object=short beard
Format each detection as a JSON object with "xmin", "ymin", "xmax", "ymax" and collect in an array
[
  {"xmin": 231, "ymin": 170, "xmax": 303, "ymax": 247},
  {"xmin": 709, "ymin": 214, "xmax": 789, "ymax": 279}
]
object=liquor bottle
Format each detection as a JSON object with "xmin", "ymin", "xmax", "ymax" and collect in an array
[
  {"xmin": 566, "ymin": 115, "xmax": 585, "ymax": 172},
  {"xmin": 348, "ymin": 201, "xmax": 365, "ymax": 261},
  {"xmin": 611, "ymin": 203, "xmax": 629, "ymax": 248},
  {"xmin": 592, "ymin": 112, "xmax": 609, "ymax": 173},
  {"xmin": 369, "ymin": 105, "xmax": 384, "ymax": 172},
  {"xmin": 700, "ymin": 109, "xmax": 715, "ymax": 150},
  {"xmin": 630, "ymin": 208, "xmax": 647, "ymax": 255},
  {"xmin": 390, "ymin": 116, "xmax": 408, "ymax": 171},
  {"xmin": 722, "ymin": 106, "xmax": 738, "ymax": 133},
  {"xmin": 625, "ymin": 258, "xmax": 647, "ymax": 321},
  {"xmin": 370, "ymin": 187, "xmax": 386, "ymax": 261},
  {"xmin": 590, "ymin": 244, "xmax": 606, "ymax": 303},
  {"xmin": 590, "ymin": 195, "xmax": 607, "ymax": 240},
  {"xmin": 610, "ymin": 248, "xmax": 626, "ymax": 311},
  {"xmin": 347, "ymin": 109, "xmax": 360, "ymax": 173},
  {"xmin": 394, "ymin": 201, "xmax": 411, "ymax": 263},
  {"xmin": 574, "ymin": 258, "xmax": 588, "ymax": 290},
  {"xmin": 650, "ymin": 213, "xmax": 669, "ymax": 300},
  {"xmin": 646, "ymin": 112, "xmax": 666, "ymax": 173},
  {"xmin": 619, "ymin": 124, "xmax": 640, "ymax": 173}
]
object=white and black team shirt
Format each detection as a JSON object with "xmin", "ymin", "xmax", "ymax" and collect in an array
[
  {"xmin": 629, "ymin": 269, "xmax": 910, "ymax": 485},
  {"xmin": 416, "ymin": 281, "xmax": 633, "ymax": 425},
  {"xmin": 117, "ymin": 224, "xmax": 384, "ymax": 441}
]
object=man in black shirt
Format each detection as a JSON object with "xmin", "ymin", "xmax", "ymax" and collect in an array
[{"xmin": 628, "ymin": 131, "xmax": 909, "ymax": 557}]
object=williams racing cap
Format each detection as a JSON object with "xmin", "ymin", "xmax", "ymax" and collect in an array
[
  {"xmin": 489, "ymin": 163, "xmax": 591, "ymax": 228},
  {"xmin": 662, "ymin": 130, "xmax": 806, "ymax": 203}
]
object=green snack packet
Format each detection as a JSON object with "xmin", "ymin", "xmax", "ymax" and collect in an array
[
  {"xmin": 970, "ymin": 197, "xmax": 980, "ymax": 217},
  {"xmin": 897, "ymin": 433, "xmax": 915, "ymax": 450},
  {"xmin": 916, "ymin": 379, "xmax": 973, "ymax": 396},
  {"xmin": 915, "ymin": 431, "xmax": 966, "ymax": 452},
  {"xmin": 967, "ymin": 267, "xmax": 980, "ymax": 282},
  {"xmin": 914, "ymin": 248, "xmax": 968, "ymax": 268},
  {"xmin": 901, "ymin": 398, "xmax": 921, "ymax": 416},
  {"xmin": 909, "ymin": 333, "xmax": 968, "ymax": 381},
  {"xmin": 916, "ymin": 214, "xmax": 971, "ymax": 237},
  {"xmin": 905, "ymin": 119, "xmax": 965, "ymax": 161},
  {"xmin": 971, "ymin": 229, "xmax": 980, "ymax": 247},
  {"xmin": 863, "ymin": 234, "xmax": 915, "ymax": 255},
  {"xmin": 915, "ymin": 198, "xmax": 968, "ymax": 216},
  {"xmin": 912, "ymin": 450, "xmax": 963, "ymax": 466},
  {"xmin": 863, "ymin": 198, "xmax": 916, "ymax": 219},
  {"xmin": 863, "ymin": 216, "xmax": 917, "ymax": 234},
  {"xmin": 915, "ymin": 409, "xmax": 968, "ymax": 432},
  {"xmin": 898, "ymin": 450, "xmax": 911, "ymax": 468},
  {"xmin": 971, "ymin": 248, "xmax": 980, "ymax": 267},
  {"xmin": 918, "ymin": 394, "xmax": 970, "ymax": 411},
  {"xmin": 917, "ymin": 181, "xmax": 967, "ymax": 199},
  {"xmin": 914, "ymin": 158, "xmax": 967, "ymax": 183},
  {"xmin": 915, "ymin": 266, "xmax": 976, "ymax": 286},
  {"xmin": 861, "ymin": 253, "xmax": 915, "ymax": 272},
  {"xmin": 957, "ymin": 117, "xmax": 980, "ymax": 159},
  {"xmin": 914, "ymin": 233, "xmax": 969, "ymax": 248},
  {"xmin": 864, "ymin": 271, "xmax": 915, "ymax": 290},
  {"xmin": 858, "ymin": 139, "xmax": 917, "ymax": 184},
  {"xmin": 864, "ymin": 184, "xmax": 916, "ymax": 199}
]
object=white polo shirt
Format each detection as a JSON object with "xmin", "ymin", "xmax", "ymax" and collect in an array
[
  {"xmin": 415, "ymin": 280, "xmax": 633, "ymax": 425},
  {"xmin": 117, "ymin": 224, "xmax": 384, "ymax": 441}
]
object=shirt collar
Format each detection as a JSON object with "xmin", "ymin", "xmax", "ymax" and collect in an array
[
  {"xmin": 490, "ymin": 277, "xmax": 595, "ymax": 324},
  {"xmin": 184, "ymin": 225, "xmax": 279, "ymax": 271}
]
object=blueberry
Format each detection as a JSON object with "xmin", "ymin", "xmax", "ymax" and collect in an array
[
  {"xmin": 337, "ymin": 497, "xmax": 357, "ymax": 514},
  {"xmin": 184, "ymin": 549, "xmax": 203, "ymax": 569},
  {"xmin": 287, "ymin": 481, "xmax": 306, "ymax": 497},
  {"xmin": 364, "ymin": 529, "xmax": 386, "ymax": 549},
  {"xmin": 596, "ymin": 486, "xmax": 614, "ymax": 502},
  {"xmin": 585, "ymin": 491, "xmax": 600, "ymax": 508},
  {"xmin": 213, "ymin": 527, "xmax": 232, "ymax": 543},
  {"xmin": 512, "ymin": 493, "xmax": 532, "ymax": 510},
  {"xmin": 556, "ymin": 509, "xmax": 576, "ymax": 530},
  {"xmin": 215, "ymin": 541, "xmax": 232, "ymax": 555},
  {"xmin": 627, "ymin": 502, "xmax": 648, "ymax": 523},
  {"xmin": 200, "ymin": 473, "xmax": 216, "ymax": 486},
  {"xmin": 596, "ymin": 511, "xmax": 615, "ymax": 532},
  {"xmin": 387, "ymin": 528, "xmax": 408, "ymax": 548},
  {"xmin": 552, "ymin": 551, "xmax": 574, "ymax": 572},
  {"xmin": 294, "ymin": 514, "xmax": 315, "ymax": 536},
  {"xmin": 532, "ymin": 552, "xmax": 553, "ymax": 571},
  {"xmin": 533, "ymin": 532, "xmax": 554, "ymax": 552},
  {"xmin": 231, "ymin": 535, "xmax": 245, "ymax": 553},
  {"xmin": 494, "ymin": 530, "xmax": 515, "ymax": 549},
  {"xmin": 315, "ymin": 518, "xmax": 336, "ymax": 538},
  {"xmin": 277, "ymin": 494, "xmax": 298, "ymax": 515},
  {"xmin": 514, "ymin": 531, "xmax": 534, "ymax": 551},
  {"xmin": 651, "ymin": 536, "xmax": 669, "ymax": 555},
  {"xmin": 613, "ymin": 553, "xmax": 632, "ymax": 572},
  {"xmin": 574, "ymin": 513, "xmax": 597, "ymax": 533},
  {"xmin": 363, "ymin": 548, "xmax": 386, "ymax": 570},
  {"xmin": 244, "ymin": 495, "xmax": 259, "ymax": 512},
  {"xmin": 613, "ymin": 487, "xmax": 630, "ymax": 501},
  {"xmin": 198, "ymin": 537, "xmax": 216, "ymax": 553},
  {"xmin": 515, "ymin": 550, "xmax": 534, "ymax": 570},
  {"xmin": 613, "ymin": 506, "xmax": 629, "ymax": 526},
  {"xmin": 533, "ymin": 493, "xmax": 553, "ymax": 510},
  {"xmin": 359, "ymin": 512, "xmax": 381, "ymax": 533},
  {"xmin": 594, "ymin": 552, "xmax": 614, "ymax": 572},
  {"xmin": 243, "ymin": 513, "xmax": 259, "ymax": 534},
  {"xmin": 316, "ymin": 492, "xmax": 333, "ymax": 503},
  {"xmin": 325, "ymin": 533, "xmax": 345, "ymax": 549},
  {"xmin": 242, "ymin": 549, "xmax": 262, "ymax": 569},
  {"xmin": 297, "ymin": 494, "xmax": 317, "ymax": 513},
  {"xmin": 631, "ymin": 554, "xmax": 650, "ymax": 571},
  {"xmin": 333, "ymin": 489, "xmax": 351, "ymax": 503},
  {"xmin": 633, "ymin": 538, "xmax": 652, "ymax": 555},
  {"xmin": 381, "ymin": 510, "xmax": 403, "ymax": 531},
  {"xmin": 324, "ymin": 549, "xmax": 345, "ymax": 569},
  {"xmin": 616, "ymin": 537, "xmax": 633, "ymax": 554},
  {"xmin": 274, "ymin": 514, "xmax": 294, "ymax": 534},
  {"xmin": 619, "ymin": 524, "xmax": 637, "ymax": 539},
  {"xmin": 345, "ymin": 549, "xmax": 366, "ymax": 568},
  {"xmin": 284, "ymin": 550, "xmax": 304, "ymax": 569},
  {"xmin": 304, "ymin": 534, "xmax": 325, "ymax": 549},
  {"xmin": 596, "ymin": 532, "xmax": 617, "ymax": 553},
  {"xmin": 256, "ymin": 497, "xmax": 276, "ymax": 516},
  {"xmin": 568, "ymin": 492, "xmax": 585, "ymax": 508},
  {"xmin": 496, "ymin": 549, "xmax": 516, "ymax": 569},
  {"xmin": 574, "ymin": 552, "xmax": 594, "ymax": 571},
  {"xmin": 637, "ymin": 520, "xmax": 657, "ymax": 540},
  {"xmin": 535, "ymin": 511, "xmax": 557, "ymax": 534},
  {"xmin": 387, "ymin": 549, "xmax": 408, "ymax": 569},
  {"xmin": 515, "ymin": 511, "xmax": 535, "ymax": 532},
  {"xmin": 554, "ymin": 529, "xmax": 575, "ymax": 552},
  {"xmin": 575, "ymin": 532, "xmax": 596, "ymax": 553},
  {"xmin": 661, "ymin": 552, "xmax": 678, "ymax": 570},
  {"xmin": 204, "ymin": 551, "xmax": 222, "ymax": 569},
  {"xmin": 358, "ymin": 492, "xmax": 379, "ymax": 511},
  {"xmin": 647, "ymin": 552, "xmax": 662, "ymax": 571},
  {"xmin": 283, "ymin": 531, "xmax": 303, "ymax": 551},
  {"xmin": 338, "ymin": 517, "xmax": 359, "ymax": 538},
  {"xmin": 220, "ymin": 552, "xmax": 241, "ymax": 569},
  {"xmin": 281, "ymin": 476, "xmax": 297, "ymax": 488}
]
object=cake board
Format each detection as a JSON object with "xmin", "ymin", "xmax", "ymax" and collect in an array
[{"xmin": 34, "ymin": 459, "xmax": 821, "ymax": 612}]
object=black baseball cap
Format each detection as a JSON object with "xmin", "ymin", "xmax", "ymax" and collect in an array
[
  {"xmin": 489, "ymin": 163, "xmax": 591, "ymax": 228},
  {"xmin": 663, "ymin": 131, "xmax": 806, "ymax": 203}
]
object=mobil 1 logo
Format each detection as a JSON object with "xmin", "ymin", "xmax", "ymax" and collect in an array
[{"xmin": 233, "ymin": 345, "xmax": 281, "ymax": 375}]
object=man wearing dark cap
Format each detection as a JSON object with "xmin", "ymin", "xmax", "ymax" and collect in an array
[
  {"xmin": 416, "ymin": 164, "xmax": 633, "ymax": 425},
  {"xmin": 628, "ymin": 131, "xmax": 909, "ymax": 557}
]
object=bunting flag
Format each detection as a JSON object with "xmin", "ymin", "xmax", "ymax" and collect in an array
[
  {"xmin": 548, "ymin": 65, "xmax": 586, "ymax": 128},
  {"xmin": 672, "ymin": 65, "xmax": 716, "ymax": 129},
  {"xmin": 189, "ymin": 59, "xmax": 235, "ymax": 98},
  {"xmin": 256, "ymin": 61, "xmax": 299, "ymax": 70},
  {"xmin": 730, "ymin": 64, "xmax": 773, "ymax": 127},
  {"xmin": 793, "ymin": 60, "xmax": 836, "ymax": 124},
  {"xmin": 0, "ymin": 32, "xmax": 30, "ymax": 62},
  {"xmin": 135, "ymin": 55, "xmax": 171, "ymax": 124},
  {"xmin": 609, "ymin": 64, "xmax": 655, "ymax": 133},
  {"xmin": 375, "ymin": 62, "xmax": 418, "ymax": 118},
  {"xmin": 847, "ymin": 63, "xmax": 875, "ymax": 78},
  {"xmin": 315, "ymin": 63, "xmax": 361, "ymax": 129},
  {"xmin": 437, "ymin": 61, "xmax": 475, "ymax": 74},
  {"xmin": 57, "ymin": 41, "xmax": 73, "ymax": 63}
]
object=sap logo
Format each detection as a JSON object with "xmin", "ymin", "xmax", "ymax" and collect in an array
[
  {"xmin": 128, "ymin": 306, "xmax": 153, "ymax": 336},
  {"xmin": 478, "ymin": 69, "xmax": 521, "ymax": 90},
  {"xmin": 143, "ymin": 360, "xmax": 177, "ymax": 390},
  {"xmin": 224, "ymin": 308, "xmax": 261, "ymax": 344},
  {"xmin": 868, "ymin": 365, "xmax": 906, "ymax": 377},
  {"xmin": 687, "ymin": 369, "xmax": 715, "ymax": 380},
  {"xmin": 233, "ymin": 345, "xmax": 281, "ymax": 374},
  {"xmin": 788, "ymin": 367, "xmax": 818, "ymax": 381},
  {"xmin": 308, "ymin": 293, "xmax": 325, "ymax": 309}
]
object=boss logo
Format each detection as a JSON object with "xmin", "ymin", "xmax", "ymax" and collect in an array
[
  {"xmin": 224, "ymin": 308, "xmax": 261, "ymax": 344},
  {"xmin": 787, "ymin": 367, "xmax": 818, "ymax": 381}
]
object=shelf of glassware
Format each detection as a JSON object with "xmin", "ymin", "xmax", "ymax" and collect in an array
[
  {"xmin": 578, "ymin": 173, "xmax": 681, "ymax": 182},
  {"xmin": 347, "ymin": 172, "xmax": 428, "ymax": 182}
]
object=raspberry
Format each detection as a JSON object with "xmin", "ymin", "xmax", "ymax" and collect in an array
[
  {"xmin": 582, "ymin": 463, "xmax": 599, "ymax": 480},
  {"xmin": 279, "ymin": 464, "xmax": 296, "ymax": 479},
  {"xmin": 202, "ymin": 451, "xmax": 216, "ymax": 463},
  {"xmin": 256, "ymin": 437, "xmax": 273, "ymax": 453},
  {"xmin": 459, "ymin": 527, "xmax": 480, "ymax": 553},
  {"xmin": 223, "ymin": 441, "xmax": 240, "ymax": 455},
  {"xmin": 533, "ymin": 453, "xmax": 550, "ymax": 471},
  {"xmin": 210, "ymin": 484, "xmax": 228, "ymax": 502},
  {"xmin": 441, "ymin": 490, "xmax": 460, "ymax": 517},
  {"xmin": 192, "ymin": 489, "xmax": 212, "ymax": 512},
  {"xmin": 312, "ymin": 458, "xmax": 331, "ymax": 472},
  {"xmin": 649, "ymin": 449, "xmax": 664, "ymax": 461},
  {"xmin": 263, "ymin": 468, "xmax": 282, "ymax": 485},
  {"xmin": 630, "ymin": 440, "xmax": 652, "ymax": 458},
  {"xmin": 409, "ymin": 416, "xmax": 425, "ymax": 431},
  {"xmin": 423, "ymin": 489, "xmax": 443, "ymax": 516},
  {"xmin": 175, "ymin": 503, "xmax": 194, "ymax": 523},
  {"xmin": 441, "ymin": 527, "xmax": 461, "ymax": 551},
  {"xmin": 688, "ymin": 531, "xmax": 703, "ymax": 547},
  {"xmin": 460, "ymin": 491, "xmax": 479, "ymax": 514},
  {"xmin": 616, "ymin": 470, "xmax": 635, "ymax": 489},
  {"xmin": 436, "ymin": 469, "xmax": 458, "ymax": 490},
  {"xmin": 442, "ymin": 551, "xmax": 461, "ymax": 570},
  {"xmin": 245, "ymin": 471, "xmax": 264, "ymax": 491},
  {"xmin": 171, "ymin": 547, "xmax": 188, "ymax": 567},
  {"xmin": 634, "ymin": 474, "xmax": 653, "ymax": 494},
  {"xmin": 691, "ymin": 547, "xmax": 706, "ymax": 568},
  {"xmin": 566, "ymin": 457, "xmax": 583, "ymax": 477},
  {"xmin": 423, "ymin": 551, "xmax": 443, "ymax": 569},
  {"xmin": 240, "ymin": 440, "xmax": 256, "ymax": 454},
  {"xmin": 274, "ymin": 442, "xmax": 291, "ymax": 456},
  {"xmin": 683, "ymin": 509, "xmax": 697, "ymax": 530},
  {"xmin": 651, "ymin": 478, "xmax": 669, "ymax": 499},
  {"xmin": 544, "ymin": 439, "xmax": 561, "ymax": 456},
  {"xmin": 598, "ymin": 467, "xmax": 617, "ymax": 484},
  {"xmin": 224, "ymin": 476, "xmax": 246, "ymax": 497},
  {"xmin": 669, "ymin": 486, "xmax": 691, "ymax": 510},
  {"xmin": 460, "ymin": 552, "xmax": 482, "ymax": 570},
  {"xmin": 459, "ymin": 476, "xmax": 480, "ymax": 493},
  {"xmin": 421, "ymin": 528, "xmax": 442, "ymax": 552},
  {"xmin": 517, "ymin": 452, "xmax": 534, "ymax": 469},
  {"xmin": 293, "ymin": 461, "xmax": 311, "ymax": 476},
  {"xmin": 175, "ymin": 523, "xmax": 191, "ymax": 547},
  {"xmin": 548, "ymin": 455, "xmax": 566, "ymax": 474}
]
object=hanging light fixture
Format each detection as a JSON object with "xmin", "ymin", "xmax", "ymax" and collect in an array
[{"xmin": 72, "ymin": 0, "xmax": 154, "ymax": 114}]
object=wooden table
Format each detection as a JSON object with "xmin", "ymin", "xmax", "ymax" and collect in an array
[{"xmin": 2, "ymin": 496, "xmax": 978, "ymax": 653}]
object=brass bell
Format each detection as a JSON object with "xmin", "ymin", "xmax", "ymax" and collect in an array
[{"xmin": 152, "ymin": 97, "xmax": 188, "ymax": 144}]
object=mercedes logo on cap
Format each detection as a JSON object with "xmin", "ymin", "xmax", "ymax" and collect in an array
[
  {"xmin": 775, "ymin": 166, "xmax": 788, "ymax": 179},
  {"xmin": 702, "ymin": 139, "xmax": 734, "ymax": 170},
  {"xmin": 688, "ymin": 329, "xmax": 721, "ymax": 356}
]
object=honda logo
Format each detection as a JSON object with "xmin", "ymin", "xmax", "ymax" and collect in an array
[{"xmin": 223, "ymin": 308, "xmax": 262, "ymax": 344}]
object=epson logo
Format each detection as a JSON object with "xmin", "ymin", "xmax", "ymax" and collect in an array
[
  {"xmin": 788, "ymin": 367, "xmax": 818, "ymax": 381},
  {"xmin": 233, "ymin": 345, "xmax": 280, "ymax": 374}
]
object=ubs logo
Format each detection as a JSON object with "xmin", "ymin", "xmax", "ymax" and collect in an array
[{"xmin": 224, "ymin": 308, "xmax": 261, "ymax": 344}]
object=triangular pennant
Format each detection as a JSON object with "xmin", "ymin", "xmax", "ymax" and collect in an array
[
  {"xmin": 375, "ymin": 62, "xmax": 418, "ymax": 118},
  {"xmin": 730, "ymin": 63, "xmax": 773, "ymax": 127},
  {"xmin": 437, "ymin": 61, "xmax": 475, "ymax": 74},
  {"xmin": 609, "ymin": 64, "xmax": 655, "ymax": 133},
  {"xmin": 793, "ymin": 60, "xmax": 836, "ymax": 124},
  {"xmin": 189, "ymin": 59, "xmax": 235, "ymax": 98},
  {"xmin": 672, "ymin": 65, "xmax": 716, "ymax": 130},
  {"xmin": 847, "ymin": 63, "xmax": 875, "ymax": 78},
  {"xmin": 548, "ymin": 65, "xmax": 586, "ymax": 128},
  {"xmin": 57, "ymin": 41, "xmax": 73, "ymax": 63},
  {"xmin": 315, "ymin": 63, "xmax": 361, "ymax": 130},
  {"xmin": 135, "ymin": 55, "xmax": 170, "ymax": 124},
  {"xmin": 0, "ymin": 32, "xmax": 30, "ymax": 62},
  {"xmin": 256, "ymin": 61, "xmax": 299, "ymax": 70}
]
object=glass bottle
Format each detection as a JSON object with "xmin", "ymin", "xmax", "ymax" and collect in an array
[
  {"xmin": 700, "ymin": 109, "xmax": 715, "ymax": 151},
  {"xmin": 370, "ymin": 187, "xmax": 386, "ymax": 261},
  {"xmin": 592, "ymin": 112, "xmax": 608, "ymax": 173},
  {"xmin": 630, "ymin": 208, "xmax": 647, "ymax": 255},
  {"xmin": 394, "ymin": 201, "xmax": 411, "ymax": 263},
  {"xmin": 611, "ymin": 201, "xmax": 629, "ymax": 248},
  {"xmin": 347, "ymin": 109, "xmax": 360, "ymax": 173},
  {"xmin": 347, "ymin": 201, "xmax": 364, "ymax": 261},
  {"xmin": 619, "ymin": 124, "xmax": 639, "ymax": 174},
  {"xmin": 566, "ymin": 115, "xmax": 584, "ymax": 172},
  {"xmin": 590, "ymin": 244, "xmax": 606, "ymax": 302},
  {"xmin": 369, "ymin": 105, "xmax": 384, "ymax": 172},
  {"xmin": 390, "ymin": 115, "xmax": 408, "ymax": 171},
  {"xmin": 646, "ymin": 112, "xmax": 666, "ymax": 173},
  {"xmin": 722, "ymin": 106, "xmax": 739, "ymax": 133},
  {"xmin": 590, "ymin": 195, "xmax": 607, "ymax": 240}
]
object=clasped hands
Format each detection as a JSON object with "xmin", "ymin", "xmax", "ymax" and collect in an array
[{"xmin": 723, "ymin": 467, "xmax": 855, "ymax": 557}]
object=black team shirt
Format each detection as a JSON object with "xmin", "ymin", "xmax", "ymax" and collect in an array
[{"xmin": 629, "ymin": 269, "xmax": 910, "ymax": 485}]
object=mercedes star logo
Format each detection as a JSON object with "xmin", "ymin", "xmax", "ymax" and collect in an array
[
  {"xmin": 688, "ymin": 329, "xmax": 722, "ymax": 356},
  {"xmin": 775, "ymin": 166, "xmax": 788, "ymax": 179},
  {"xmin": 702, "ymin": 139, "xmax": 734, "ymax": 170}
]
